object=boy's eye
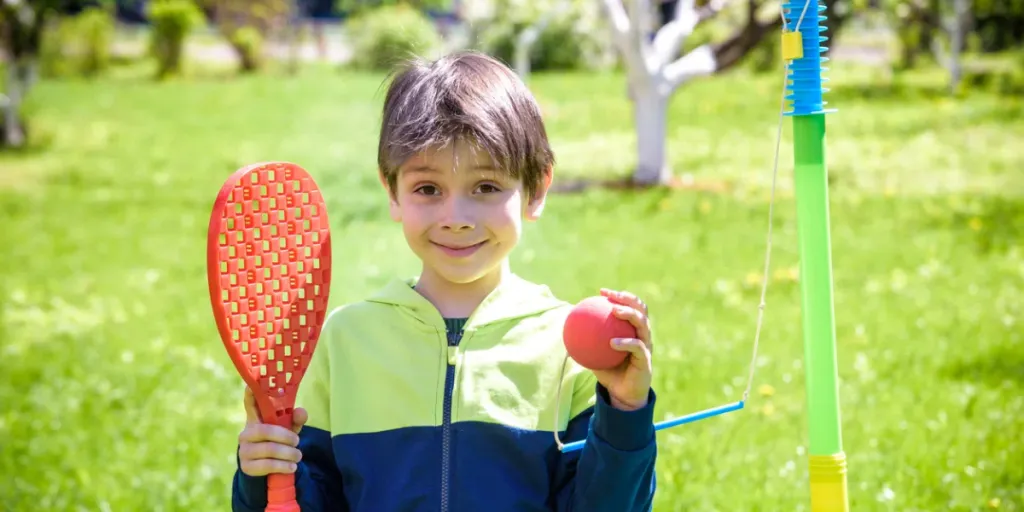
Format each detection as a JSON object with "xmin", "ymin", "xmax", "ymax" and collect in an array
[
  {"xmin": 476, "ymin": 183, "xmax": 501, "ymax": 193},
  {"xmin": 415, "ymin": 185, "xmax": 440, "ymax": 196}
]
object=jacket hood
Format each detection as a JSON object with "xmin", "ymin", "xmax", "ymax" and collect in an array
[{"xmin": 365, "ymin": 273, "xmax": 568, "ymax": 331}]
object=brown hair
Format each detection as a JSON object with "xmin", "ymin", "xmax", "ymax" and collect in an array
[{"xmin": 377, "ymin": 50, "xmax": 554, "ymax": 199}]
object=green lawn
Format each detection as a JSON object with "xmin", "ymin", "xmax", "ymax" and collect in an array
[{"xmin": 1, "ymin": 59, "xmax": 1022, "ymax": 511}]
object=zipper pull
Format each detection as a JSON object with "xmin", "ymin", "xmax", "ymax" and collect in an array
[{"xmin": 447, "ymin": 345, "xmax": 458, "ymax": 365}]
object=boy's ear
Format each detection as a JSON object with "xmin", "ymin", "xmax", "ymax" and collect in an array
[
  {"xmin": 525, "ymin": 165, "xmax": 554, "ymax": 221},
  {"xmin": 379, "ymin": 168, "xmax": 402, "ymax": 222}
]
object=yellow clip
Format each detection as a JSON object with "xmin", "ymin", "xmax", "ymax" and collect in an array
[{"xmin": 781, "ymin": 31, "xmax": 803, "ymax": 61}]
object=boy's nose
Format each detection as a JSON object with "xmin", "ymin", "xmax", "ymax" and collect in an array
[
  {"xmin": 439, "ymin": 198, "xmax": 475, "ymax": 231},
  {"xmin": 441, "ymin": 217, "xmax": 474, "ymax": 231}
]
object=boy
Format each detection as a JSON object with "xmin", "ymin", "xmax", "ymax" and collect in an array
[{"xmin": 232, "ymin": 50, "xmax": 659, "ymax": 512}]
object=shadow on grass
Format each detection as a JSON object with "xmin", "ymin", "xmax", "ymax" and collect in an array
[
  {"xmin": 942, "ymin": 344, "xmax": 1024, "ymax": 388},
  {"xmin": 918, "ymin": 195, "xmax": 1024, "ymax": 257},
  {"xmin": 828, "ymin": 81, "xmax": 950, "ymax": 102},
  {"xmin": 551, "ymin": 173, "xmax": 734, "ymax": 196}
]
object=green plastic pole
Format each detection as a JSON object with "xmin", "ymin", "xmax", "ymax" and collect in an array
[
  {"xmin": 784, "ymin": 0, "xmax": 850, "ymax": 509},
  {"xmin": 792, "ymin": 114, "xmax": 843, "ymax": 456}
]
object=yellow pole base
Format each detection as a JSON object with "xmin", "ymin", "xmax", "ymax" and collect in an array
[{"xmin": 809, "ymin": 453, "xmax": 850, "ymax": 512}]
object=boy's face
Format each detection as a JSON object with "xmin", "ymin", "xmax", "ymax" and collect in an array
[{"xmin": 384, "ymin": 140, "xmax": 550, "ymax": 286}]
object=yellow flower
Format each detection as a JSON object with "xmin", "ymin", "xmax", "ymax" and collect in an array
[
  {"xmin": 759, "ymin": 384, "xmax": 776, "ymax": 397},
  {"xmin": 987, "ymin": 497, "xmax": 1001, "ymax": 509}
]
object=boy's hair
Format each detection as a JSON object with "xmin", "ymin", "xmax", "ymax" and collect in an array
[{"xmin": 377, "ymin": 51, "xmax": 554, "ymax": 199}]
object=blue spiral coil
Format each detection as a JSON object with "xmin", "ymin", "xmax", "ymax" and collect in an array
[{"xmin": 782, "ymin": 0, "xmax": 833, "ymax": 116}]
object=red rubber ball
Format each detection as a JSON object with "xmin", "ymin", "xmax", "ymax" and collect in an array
[{"xmin": 562, "ymin": 296, "xmax": 637, "ymax": 370}]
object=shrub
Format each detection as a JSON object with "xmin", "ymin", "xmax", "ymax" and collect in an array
[
  {"xmin": 202, "ymin": 0, "xmax": 292, "ymax": 73},
  {"xmin": 38, "ymin": 7, "xmax": 115, "ymax": 78},
  {"xmin": 148, "ymin": 0, "xmax": 205, "ymax": 78},
  {"xmin": 473, "ymin": 2, "xmax": 613, "ymax": 72},
  {"xmin": 77, "ymin": 7, "xmax": 115, "ymax": 77},
  {"xmin": 228, "ymin": 26, "xmax": 265, "ymax": 73},
  {"xmin": 344, "ymin": 4, "xmax": 443, "ymax": 71}
]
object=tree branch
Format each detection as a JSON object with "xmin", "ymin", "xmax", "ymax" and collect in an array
[
  {"xmin": 599, "ymin": 0, "xmax": 632, "ymax": 39},
  {"xmin": 663, "ymin": 44, "xmax": 718, "ymax": 87},
  {"xmin": 599, "ymin": 0, "xmax": 634, "ymax": 57},
  {"xmin": 652, "ymin": 0, "xmax": 731, "ymax": 66},
  {"xmin": 711, "ymin": 12, "xmax": 782, "ymax": 72},
  {"xmin": 697, "ymin": 0, "xmax": 730, "ymax": 22}
]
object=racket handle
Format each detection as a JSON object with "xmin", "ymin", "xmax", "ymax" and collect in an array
[{"xmin": 265, "ymin": 473, "xmax": 300, "ymax": 512}]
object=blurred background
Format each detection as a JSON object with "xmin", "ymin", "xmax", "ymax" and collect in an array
[{"xmin": 1, "ymin": 0, "xmax": 1021, "ymax": 510}]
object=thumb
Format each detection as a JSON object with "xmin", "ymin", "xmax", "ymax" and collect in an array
[
  {"xmin": 291, "ymin": 407, "xmax": 308, "ymax": 434},
  {"xmin": 243, "ymin": 386, "xmax": 261, "ymax": 425}
]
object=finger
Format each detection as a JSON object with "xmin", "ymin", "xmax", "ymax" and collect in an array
[
  {"xmin": 611, "ymin": 305, "xmax": 653, "ymax": 351},
  {"xmin": 243, "ymin": 386, "xmax": 260, "ymax": 425},
  {"xmin": 241, "ymin": 458, "xmax": 299, "ymax": 477},
  {"xmin": 611, "ymin": 338, "xmax": 652, "ymax": 370},
  {"xmin": 601, "ymin": 289, "xmax": 648, "ymax": 315},
  {"xmin": 239, "ymin": 423, "xmax": 301, "ymax": 447},
  {"xmin": 291, "ymin": 407, "xmax": 308, "ymax": 434},
  {"xmin": 239, "ymin": 441, "xmax": 303, "ymax": 465}
]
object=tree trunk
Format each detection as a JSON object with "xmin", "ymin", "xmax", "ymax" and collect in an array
[
  {"xmin": 632, "ymin": 88, "xmax": 671, "ymax": 186},
  {"xmin": 3, "ymin": 62, "xmax": 28, "ymax": 148},
  {"xmin": 948, "ymin": 0, "xmax": 971, "ymax": 93},
  {"xmin": 598, "ymin": 0, "xmax": 802, "ymax": 188}
]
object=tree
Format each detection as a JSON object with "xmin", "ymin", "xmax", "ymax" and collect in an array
[
  {"xmin": 513, "ymin": 0, "xmax": 573, "ymax": 78},
  {"xmin": 336, "ymin": 0, "xmax": 448, "ymax": 11},
  {"xmin": 598, "ymin": 0, "xmax": 784, "ymax": 185},
  {"xmin": 871, "ymin": 0, "xmax": 976, "ymax": 92},
  {"xmin": 203, "ymin": 0, "xmax": 295, "ymax": 72},
  {"xmin": 0, "ymin": 0, "xmax": 62, "ymax": 149}
]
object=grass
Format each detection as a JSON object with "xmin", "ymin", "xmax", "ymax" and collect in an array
[{"xmin": 1, "ymin": 56, "xmax": 1022, "ymax": 511}]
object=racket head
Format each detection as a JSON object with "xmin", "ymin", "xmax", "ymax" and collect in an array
[{"xmin": 207, "ymin": 162, "xmax": 332, "ymax": 426}]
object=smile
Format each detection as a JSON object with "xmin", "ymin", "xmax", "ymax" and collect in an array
[{"xmin": 432, "ymin": 241, "xmax": 486, "ymax": 258}]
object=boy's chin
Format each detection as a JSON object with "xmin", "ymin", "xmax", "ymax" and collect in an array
[{"xmin": 428, "ymin": 263, "xmax": 505, "ymax": 286}]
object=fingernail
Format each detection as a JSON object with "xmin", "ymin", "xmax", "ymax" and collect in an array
[
  {"xmin": 612, "ymin": 338, "xmax": 625, "ymax": 345},
  {"xmin": 290, "ymin": 463, "xmax": 298, "ymax": 472}
]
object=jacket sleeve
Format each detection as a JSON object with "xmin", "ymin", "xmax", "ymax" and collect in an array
[
  {"xmin": 232, "ymin": 312, "xmax": 347, "ymax": 511},
  {"xmin": 551, "ymin": 371, "xmax": 658, "ymax": 512}
]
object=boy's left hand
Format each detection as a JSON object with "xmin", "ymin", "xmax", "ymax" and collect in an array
[{"xmin": 592, "ymin": 288, "xmax": 654, "ymax": 412}]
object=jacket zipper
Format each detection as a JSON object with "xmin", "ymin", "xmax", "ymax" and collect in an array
[{"xmin": 441, "ymin": 326, "xmax": 463, "ymax": 512}]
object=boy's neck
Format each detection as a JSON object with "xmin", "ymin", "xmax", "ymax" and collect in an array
[{"xmin": 414, "ymin": 262, "xmax": 510, "ymax": 319}]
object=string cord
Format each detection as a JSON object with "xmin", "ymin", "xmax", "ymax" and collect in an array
[
  {"xmin": 743, "ymin": 0, "xmax": 813, "ymax": 401},
  {"xmin": 554, "ymin": 0, "xmax": 815, "ymax": 451}
]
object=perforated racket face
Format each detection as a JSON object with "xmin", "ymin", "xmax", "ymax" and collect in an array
[{"xmin": 207, "ymin": 162, "xmax": 332, "ymax": 425}]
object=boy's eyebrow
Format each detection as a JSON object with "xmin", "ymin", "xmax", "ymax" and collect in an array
[
  {"xmin": 401, "ymin": 164, "xmax": 499, "ymax": 174},
  {"xmin": 402, "ymin": 166, "xmax": 438, "ymax": 174}
]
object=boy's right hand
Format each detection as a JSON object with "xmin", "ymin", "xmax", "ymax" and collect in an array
[{"xmin": 238, "ymin": 386, "xmax": 307, "ymax": 477}]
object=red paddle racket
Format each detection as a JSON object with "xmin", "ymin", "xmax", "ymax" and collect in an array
[{"xmin": 207, "ymin": 162, "xmax": 332, "ymax": 512}]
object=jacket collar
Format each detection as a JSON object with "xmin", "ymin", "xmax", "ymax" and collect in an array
[{"xmin": 366, "ymin": 273, "xmax": 567, "ymax": 331}]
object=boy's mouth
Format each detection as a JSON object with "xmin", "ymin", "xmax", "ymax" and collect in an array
[{"xmin": 432, "ymin": 241, "xmax": 486, "ymax": 258}]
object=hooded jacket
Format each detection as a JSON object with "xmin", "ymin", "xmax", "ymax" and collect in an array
[{"xmin": 232, "ymin": 273, "xmax": 658, "ymax": 511}]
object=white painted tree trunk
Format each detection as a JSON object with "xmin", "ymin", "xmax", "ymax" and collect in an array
[
  {"xmin": 633, "ymin": 88, "xmax": 671, "ymax": 184},
  {"xmin": 931, "ymin": 0, "xmax": 972, "ymax": 94},
  {"xmin": 948, "ymin": 0, "xmax": 970, "ymax": 93},
  {"xmin": 3, "ymin": 62, "xmax": 28, "ymax": 149},
  {"xmin": 598, "ymin": 0, "xmax": 725, "ymax": 186}
]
